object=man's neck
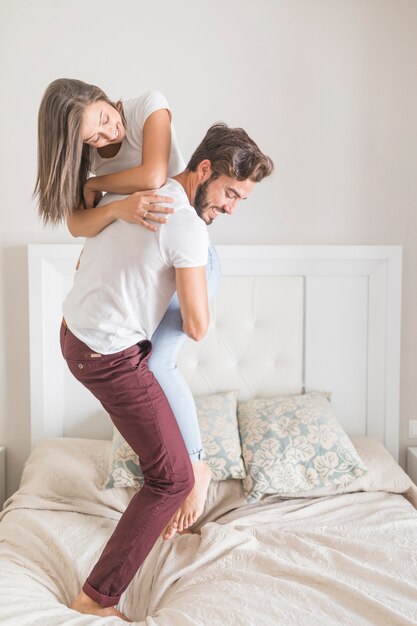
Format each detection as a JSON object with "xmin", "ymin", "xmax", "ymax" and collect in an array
[{"xmin": 172, "ymin": 171, "xmax": 198, "ymax": 207}]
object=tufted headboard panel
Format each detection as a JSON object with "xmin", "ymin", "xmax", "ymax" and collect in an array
[{"xmin": 28, "ymin": 244, "xmax": 402, "ymax": 459}]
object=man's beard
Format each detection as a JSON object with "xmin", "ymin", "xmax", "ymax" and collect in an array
[
  {"xmin": 194, "ymin": 175, "xmax": 223, "ymax": 225},
  {"xmin": 194, "ymin": 178, "xmax": 212, "ymax": 224}
]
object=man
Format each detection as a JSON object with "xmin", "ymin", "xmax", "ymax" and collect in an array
[{"xmin": 62, "ymin": 122, "xmax": 273, "ymax": 619}]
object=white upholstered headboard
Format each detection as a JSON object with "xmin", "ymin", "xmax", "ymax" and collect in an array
[{"xmin": 28, "ymin": 245, "xmax": 402, "ymax": 460}]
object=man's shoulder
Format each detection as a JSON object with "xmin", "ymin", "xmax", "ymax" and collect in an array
[
  {"xmin": 159, "ymin": 179, "xmax": 195, "ymax": 213},
  {"xmin": 160, "ymin": 181, "xmax": 208, "ymax": 246},
  {"xmin": 164, "ymin": 205, "xmax": 206, "ymax": 234}
]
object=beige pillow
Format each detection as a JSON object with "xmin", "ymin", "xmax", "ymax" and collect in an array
[{"xmin": 343, "ymin": 436, "xmax": 413, "ymax": 495}]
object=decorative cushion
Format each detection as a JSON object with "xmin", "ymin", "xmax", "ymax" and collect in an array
[
  {"xmin": 237, "ymin": 392, "xmax": 367, "ymax": 502},
  {"xmin": 104, "ymin": 435, "xmax": 143, "ymax": 489},
  {"xmin": 195, "ymin": 390, "xmax": 246, "ymax": 480},
  {"xmin": 104, "ymin": 390, "xmax": 245, "ymax": 489}
]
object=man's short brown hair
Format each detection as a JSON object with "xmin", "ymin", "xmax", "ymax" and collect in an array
[{"xmin": 187, "ymin": 122, "xmax": 273, "ymax": 182}]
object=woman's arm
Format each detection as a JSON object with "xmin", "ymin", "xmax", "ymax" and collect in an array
[
  {"xmin": 67, "ymin": 200, "xmax": 117, "ymax": 237},
  {"xmin": 67, "ymin": 108, "xmax": 173, "ymax": 238},
  {"xmin": 85, "ymin": 109, "xmax": 171, "ymax": 198},
  {"xmin": 67, "ymin": 192, "xmax": 175, "ymax": 238}
]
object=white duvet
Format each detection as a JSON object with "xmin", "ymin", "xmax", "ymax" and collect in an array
[{"xmin": 0, "ymin": 437, "xmax": 417, "ymax": 626}]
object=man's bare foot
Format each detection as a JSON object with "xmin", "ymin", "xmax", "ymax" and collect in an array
[
  {"xmin": 162, "ymin": 460, "xmax": 212, "ymax": 540},
  {"xmin": 70, "ymin": 590, "xmax": 130, "ymax": 621}
]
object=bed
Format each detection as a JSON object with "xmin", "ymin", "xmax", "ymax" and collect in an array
[{"xmin": 1, "ymin": 244, "xmax": 416, "ymax": 626}]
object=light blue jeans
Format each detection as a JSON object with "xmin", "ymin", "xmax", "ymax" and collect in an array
[{"xmin": 148, "ymin": 243, "xmax": 221, "ymax": 463}]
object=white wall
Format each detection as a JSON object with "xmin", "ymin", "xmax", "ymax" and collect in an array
[{"xmin": 0, "ymin": 0, "xmax": 416, "ymax": 496}]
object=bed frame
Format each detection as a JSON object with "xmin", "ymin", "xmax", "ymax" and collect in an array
[{"xmin": 28, "ymin": 244, "xmax": 402, "ymax": 460}]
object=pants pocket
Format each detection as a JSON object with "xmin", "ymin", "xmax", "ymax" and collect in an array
[{"xmin": 127, "ymin": 340, "xmax": 153, "ymax": 369}]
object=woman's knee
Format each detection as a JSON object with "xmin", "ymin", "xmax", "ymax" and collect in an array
[{"xmin": 147, "ymin": 361, "xmax": 177, "ymax": 380}]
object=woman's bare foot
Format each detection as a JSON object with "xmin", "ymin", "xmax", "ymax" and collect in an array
[
  {"xmin": 70, "ymin": 590, "xmax": 130, "ymax": 621},
  {"xmin": 162, "ymin": 460, "xmax": 212, "ymax": 540}
]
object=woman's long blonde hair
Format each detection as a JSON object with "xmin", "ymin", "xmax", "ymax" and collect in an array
[{"xmin": 34, "ymin": 78, "xmax": 125, "ymax": 226}]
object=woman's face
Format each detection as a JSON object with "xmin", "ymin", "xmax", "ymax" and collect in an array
[{"xmin": 80, "ymin": 100, "xmax": 125, "ymax": 148}]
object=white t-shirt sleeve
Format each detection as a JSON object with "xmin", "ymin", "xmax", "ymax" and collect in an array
[
  {"xmin": 160, "ymin": 208, "xmax": 209, "ymax": 268},
  {"xmin": 135, "ymin": 90, "xmax": 171, "ymax": 129}
]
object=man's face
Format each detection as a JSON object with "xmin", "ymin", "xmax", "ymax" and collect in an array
[{"xmin": 194, "ymin": 174, "xmax": 256, "ymax": 225}]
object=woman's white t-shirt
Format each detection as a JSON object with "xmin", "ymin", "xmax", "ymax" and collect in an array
[{"xmin": 89, "ymin": 90, "xmax": 185, "ymax": 177}]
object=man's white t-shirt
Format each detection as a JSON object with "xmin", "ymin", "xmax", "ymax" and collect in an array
[
  {"xmin": 89, "ymin": 90, "xmax": 185, "ymax": 177},
  {"xmin": 62, "ymin": 179, "xmax": 209, "ymax": 354}
]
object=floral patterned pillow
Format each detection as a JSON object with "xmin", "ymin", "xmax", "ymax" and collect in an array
[
  {"xmin": 237, "ymin": 392, "xmax": 367, "ymax": 502},
  {"xmin": 196, "ymin": 390, "xmax": 246, "ymax": 480},
  {"xmin": 104, "ymin": 390, "xmax": 245, "ymax": 489},
  {"xmin": 104, "ymin": 435, "xmax": 142, "ymax": 489}
]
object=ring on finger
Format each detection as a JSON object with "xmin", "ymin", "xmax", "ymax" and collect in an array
[{"xmin": 143, "ymin": 209, "xmax": 149, "ymax": 219}]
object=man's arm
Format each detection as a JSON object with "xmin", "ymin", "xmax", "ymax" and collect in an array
[{"xmin": 175, "ymin": 267, "xmax": 209, "ymax": 341}]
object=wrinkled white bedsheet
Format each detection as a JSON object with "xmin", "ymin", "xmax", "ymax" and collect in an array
[{"xmin": 0, "ymin": 437, "xmax": 417, "ymax": 626}]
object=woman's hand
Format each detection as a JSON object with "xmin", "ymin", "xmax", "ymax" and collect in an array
[
  {"xmin": 112, "ymin": 191, "xmax": 174, "ymax": 231},
  {"xmin": 83, "ymin": 179, "xmax": 103, "ymax": 209}
]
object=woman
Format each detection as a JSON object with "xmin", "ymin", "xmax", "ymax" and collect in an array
[{"xmin": 35, "ymin": 79, "xmax": 219, "ymax": 619}]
